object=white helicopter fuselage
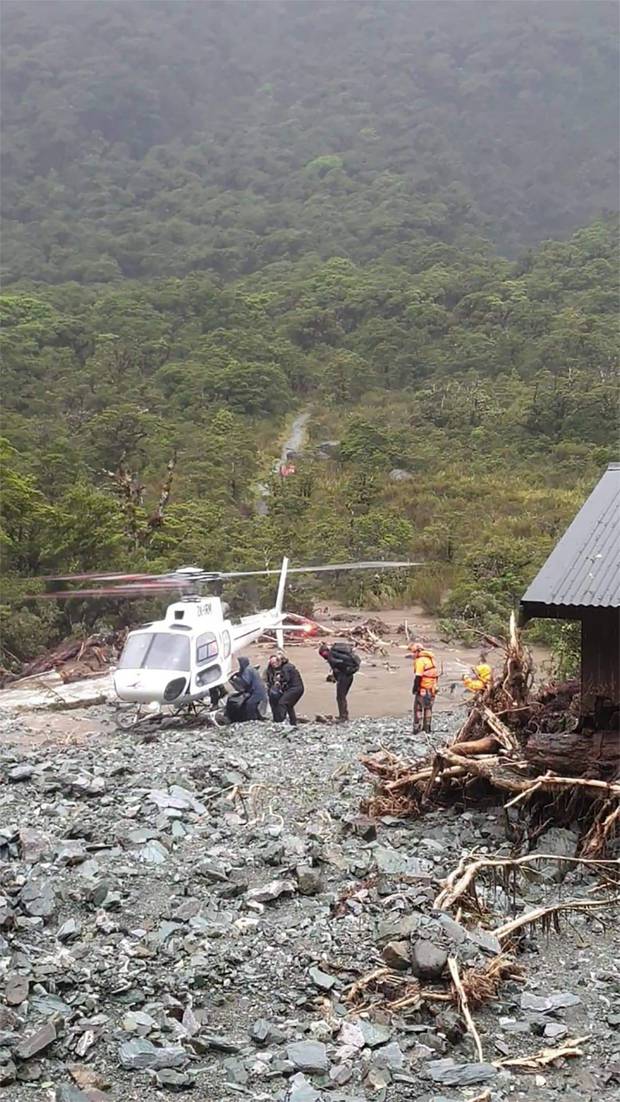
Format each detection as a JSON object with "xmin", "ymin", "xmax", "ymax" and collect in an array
[{"xmin": 113, "ymin": 559, "xmax": 290, "ymax": 707}]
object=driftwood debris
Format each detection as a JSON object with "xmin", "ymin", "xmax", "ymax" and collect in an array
[
  {"xmin": 0, "ymin": 631, "xmax": 127, "ymax": 688},
  {"xmin": 448, "ymin": 955, "xmax": 484, "ymax": 1061},
  {"xmin": 361, "ymin": 621, "xmax": 619, "ymax": 857},
  {"xmin": 495, "ymin": 1036, "xmax": 590, "ymax": 1070}
]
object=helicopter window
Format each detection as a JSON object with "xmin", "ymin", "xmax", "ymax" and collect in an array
[
  {"xmin": 118, "ymin": 632, "xmax": 190, "ymax": 672},
  {"xmin": 118, "ymin": 633, "xmax": 152, "ymax": 669},
  {"xmin": 196, "ymin": 632, "xmax": 218, "ymax": 665}
]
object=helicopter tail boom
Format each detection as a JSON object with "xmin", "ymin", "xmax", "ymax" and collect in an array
[{"xmin": 274, "ymin": 556, "xmax": 288, "ymax": 648}]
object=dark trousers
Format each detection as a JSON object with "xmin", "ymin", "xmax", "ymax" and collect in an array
[
  {"xmin": 413, "ymin": 691, "xmax": 434, "ymax": 733},
  {"xmin": 273, "ymin": 687, "xmax": 303, "ymax": 726},
  {"xmin": 336, "ymin": 674, "xmax": 353, "ymax": 720},
  {"xmin": 245, "ymin": 693, "xmax": 267, "ymax": 720}
]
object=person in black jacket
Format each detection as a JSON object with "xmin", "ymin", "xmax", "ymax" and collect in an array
[
  {"xmin": 318, "ymin": 642, "xmax": 360, "ymax": 721},
  {"xmin": 264, "ymin": 653, "xmax": 283, "ymax": 720},
  {"xmin": 272, "ymin": 653, "xmax": 304, "ymax": 726}
]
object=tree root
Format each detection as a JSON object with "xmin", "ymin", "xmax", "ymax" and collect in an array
[
  {"xmin": 491, "ymin": 896, "xmax": 618, "ymax": 942},
  {"xmin": 495, "ymin": 1036, "xmax": 590, "ymax": 1070},
  {"xmin": 448, "ymin": 956, "xmax": 484, "ymax": 1061},
  {"xmin": 434, "ymin": 852, "xmax": 620, "ymax": 912}
]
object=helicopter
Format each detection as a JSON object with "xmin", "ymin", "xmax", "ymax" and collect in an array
[{"xmin": 38, "ymin": 558, "xmax": 420, "ymax": 728}]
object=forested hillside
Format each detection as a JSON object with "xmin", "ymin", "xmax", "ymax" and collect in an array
[
  {"xmin": 2, "ymin": 0, "xmax": 618, "ymax": 282},
  {"xmin": 1, "ymin": 1, "xmax": 618, "ymax": 668}
]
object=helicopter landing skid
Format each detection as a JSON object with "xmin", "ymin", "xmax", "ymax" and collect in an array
[{"xmin": 114, "ymin": 699, "xmax": 223, "ymax": 732}]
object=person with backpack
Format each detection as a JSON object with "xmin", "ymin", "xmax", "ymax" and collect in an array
[{"xmin": 318, "ymin": 641, "xmax": 361, "ymax": 721}]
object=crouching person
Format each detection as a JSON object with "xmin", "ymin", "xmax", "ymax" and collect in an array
[{"xmin": 236, "ymin": 656, "xmax": 268, "ymax": 720}]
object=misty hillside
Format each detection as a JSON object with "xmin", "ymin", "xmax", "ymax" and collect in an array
[{"xmin": 2, "ymin": 0, "xmax": 618, "ymax": 283}]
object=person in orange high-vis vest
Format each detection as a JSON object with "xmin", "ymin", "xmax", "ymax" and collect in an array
[{"xmin": 409, "ymin": 643, "xmax": 439, "ymax": 734}]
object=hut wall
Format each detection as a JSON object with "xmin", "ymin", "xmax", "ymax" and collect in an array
[{"xmin": 581, "ymin": 608, "xmax": 620, "ymax": 714}]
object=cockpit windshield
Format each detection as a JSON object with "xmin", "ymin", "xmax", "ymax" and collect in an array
[{"xmin": 118, "ymin": 632, "xmax": 190, "ymax": 672}]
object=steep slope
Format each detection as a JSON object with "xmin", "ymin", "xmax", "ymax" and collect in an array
[{"xmin": 1, "ymin": 0, "xmax": 617, "ymax": 283}]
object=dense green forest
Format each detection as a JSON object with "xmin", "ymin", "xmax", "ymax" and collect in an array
[{"xmin": 1, "ymin": 1, "xmax": 618, "ymax": 668}]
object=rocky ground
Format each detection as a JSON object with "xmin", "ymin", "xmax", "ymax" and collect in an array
[{"xmin": 0, "ymin": 707, "xmax": 618, "ymax": 1102}]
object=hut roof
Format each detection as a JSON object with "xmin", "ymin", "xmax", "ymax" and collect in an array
[{"xmin": 521, "ymin": 463, "xmax": 620, "ymax": 616}]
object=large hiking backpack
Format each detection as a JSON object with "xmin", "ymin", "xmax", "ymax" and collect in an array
[
  {"xmin": 330, "ymin": 642, "xmax": 361, "ymax": 674},
  {"xmin": 225, "ymin": 691, "xmax": 250, "ymax": 723}
]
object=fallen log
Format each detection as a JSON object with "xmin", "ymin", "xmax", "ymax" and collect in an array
[{"xmin": 524, "ymin": 727, "xmax": 620, "ymax": 780}]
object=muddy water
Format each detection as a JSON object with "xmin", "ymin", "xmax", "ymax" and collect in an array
[{"xmin": 245, "ymin": 603, "xmax": 551, "ymax": 721}]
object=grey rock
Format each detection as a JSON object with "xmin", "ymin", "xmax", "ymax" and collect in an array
[
  {"xmin": 316, "ymin": 440, "xmax": 340, "ymax": 459},
  {"xmin": 197, "ymin": 1032, "xmax": 240, "ymax": 1053},
  {"xmin": 428, "ymin": 1059, "xmax": 498, "ymax": 1086},
  {"xmin": 374, "ymin": 1041, "xmax": 405, "ymax": 1071},
  {"xmin": 20, "ymin": 877, "xmax": 56, "ymax": 918},
  {"xmin": 329, "ymin": 1063, "xmax": 353, "ymax": 1085},
  {"xmin": 374, "ymin": 845, "xmax": 432, "ymax": 878},
  {"xmin": 358, "ymin": 1020, "xmax": 392, "ymax": 1048},
  {"xmin": 71, "ymin": 774, "xmax": 106, "ymax": 798},
  {"xmin": 172, "ymin": 899, "xmax": 201, "ymax": 921},
  {"xmin": 382, "ymin": 940, "xmax": 411, "ymax": 970},
  {"xmin": 140, "ymin": 839, "xmax": 169, "ymax": 865},
  {"xmin": 55, "ymin": 839, "xmax": 87, "ymax": 866},
  {"xmin": 19, "ymin": 828, "xmax": 51, "ymax": 863},
  {"xmin": 155, "ymin": 1068, "xmax": 194, "ymax": 1090},
  {"xmin": 55, "ymin": 1088, "xmax": 91, "ymax": 1102},
  {"xmin": 296, "ymin": 865, "xmax": 323, "ymax": 896},
  {"xmin": 251, "ymin": 1018, "xmax": 284, "ymax": 1045},
  {"xmin": 287, "ymin": 1040, "xmax": 329, "ymax": 1073},
  {"xmin": 118, "ymin": 1038, "xmax": 187, "ymax": 1070},
  {"xmin": 532, "ymin": 827, "xmax": 578, "ymax": 881},
  {"xmin": 467, "ymin": 925, "xmax": 501, "ymax": 955},
  {"xmin": 5, "ymin": 974, "xmax": 29, "ymax": 1005},
  {"xmin": 376, "ymin": 913, "xmax": 420, "ymax": 945},
  {"xmin": 57, "ymin": 918, "xmax": 81, "ymax": 942},
  {"xmin": 122, "ymin": 1010, "xmax": 157, "ymax": 1035},
  {"xmin": 287, "ymin": 1072, "xmax": 322, "ymax": 1102},
  {"xmin": 499, "ymin": 1017, "xmax": 530, "ymax": 1034},
  {"xmin": 544, "ymin": 1022, "xmax": 569, "ymax": 1039},
  {"xmin": 246, "ymin": 878, "xmax": 296, "ymax": 904},
  {"xmin": 438, "ymin": 915, "xmax": 467, "ymax": 945},
  {"xmin": 223, "ymin": 1057, "xmax": 248, "ymax": 1084},
  {"xmin": 0, "ymin": 1061, "xmax": 17, "ymax": 1086},
  {"xmin": 8, "ymin": 764, "xmax": 34, "ymax": 782},
  {"xmin": 16, "ymin": 1021, "xmax": 57, "ymax": 1060},
  {"xmin": 389, "ymin": 468, "xmax": 413, "ymax": 482},
  {"xmin": 309, "ymin": 965, "xmax": 337, "ymax": 991},
  {"xmin": 195, "ymin": 859, "xmax": 229, "ymax": 883},
  {"xmin": 30, "ymin": 993, "xmax": 72, "ymax": 1018},
  {"xmin": 520, "ymin": 991, "xmax": 581, "ymax": 1012},
  {"xmin": 411, "ymin": 939, "xmax": 448, "ymax": 980}
]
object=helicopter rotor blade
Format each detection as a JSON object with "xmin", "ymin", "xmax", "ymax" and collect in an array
[
  {"xmin": 29, "ymin": 581, "xmax": 194, "ymax": 600},
  {"xmin": 214, "ymin": 560, "xmax": 422, "ymax": 579},
  {"xmin": 27, "ymin": 560, "xmax": 422, "ymax": 600}
]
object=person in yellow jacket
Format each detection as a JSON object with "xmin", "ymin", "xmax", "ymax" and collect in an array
[
  {"xmin": 409, "ymin": 643, "xmax": 439, "ymax": 734},
  {"xmin": 463, "ymin": 653, "xmax": 493, "ymax": 694}
]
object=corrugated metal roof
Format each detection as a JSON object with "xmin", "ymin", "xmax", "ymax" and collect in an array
[{"xmin": 522, "ymin": 463, "xmax": 620, "ymax": 610}]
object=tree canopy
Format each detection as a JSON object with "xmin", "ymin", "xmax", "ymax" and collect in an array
[{"xmin": 0, "ymin": 1, "xmax": 618, "ymax": 666}]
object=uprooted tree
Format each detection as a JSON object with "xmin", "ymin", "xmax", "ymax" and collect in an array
[{"xmin": 361, "ymin": 616, "xmax": 620, "ymax": 858}]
